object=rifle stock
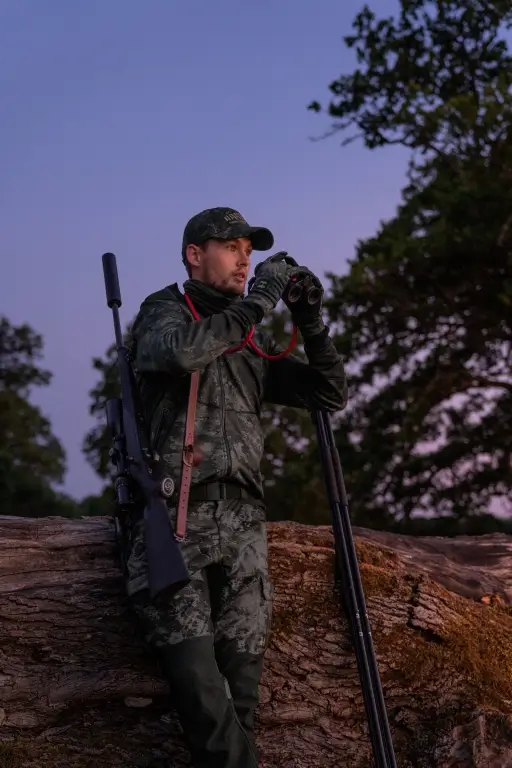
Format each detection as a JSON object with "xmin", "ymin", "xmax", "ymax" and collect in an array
[{"xmin": 101, "ymin": 252, "xmax": 190, "ymax": 601}]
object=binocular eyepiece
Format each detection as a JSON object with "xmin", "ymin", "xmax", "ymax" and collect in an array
[
  {"xmin": 279, "ymin": 255, "xmax": 322, "ymax": 306},
  {"xmin": 285, "ymin": 274, "xmax": 322, "ymax": 305}
]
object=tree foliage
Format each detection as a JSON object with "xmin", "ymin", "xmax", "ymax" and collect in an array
[
  {"xmin": 82, "ymin": 336, "xmax": 123, "ymax": 482},
  {"xmin": 0, "ymin": 316, "xmax": 78, "ymax": 517},
  {"xmin": 310, "ymin": 0, "xmax": 512, "ymax": 525}
]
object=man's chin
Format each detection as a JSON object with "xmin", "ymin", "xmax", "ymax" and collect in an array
[{"xmin": 224, "ymin": 280, "xmax": 246, "ymax": 297}]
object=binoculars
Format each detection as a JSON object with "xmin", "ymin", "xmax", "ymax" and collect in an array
[
  {"xmin": 281, "ymin": 254, "xmax": 322, "ymax": 306},
  {"xmin": 285, "ymin": 270, "xmax": 323, "ymax": 306},
  {"xmin": 252, "ymin": 252, "xmax": 322, "ymax": 306}
]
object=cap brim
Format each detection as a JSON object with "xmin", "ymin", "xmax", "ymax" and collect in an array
[{"xmin": 215, "ymin": 223, "xmax": 274, "ymax": 251}]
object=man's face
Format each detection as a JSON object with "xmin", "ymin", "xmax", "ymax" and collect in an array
[{"xmin": 186, "ymin": 237, "xmax": 252, "ymax": 296}]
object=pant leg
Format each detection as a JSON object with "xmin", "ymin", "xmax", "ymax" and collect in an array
[
  {"xmin": 212, "ymin": 500, "xmax": 273, "ymax": 752},
  {"xmin": 126, "ymin": 503, "xmax": 259, "ymax": 768},
  {"xmin": 214, "ymin": 641, "xmax": 265, "ymax": 738}
]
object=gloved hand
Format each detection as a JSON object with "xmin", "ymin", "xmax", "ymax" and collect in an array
[
  {"xmin": 283, "ymin": 266, "xmax": 325, "ymax": 337},
  {"xmin": 246, "ymin": 251, "xmax": 295, "ymax": 314}
]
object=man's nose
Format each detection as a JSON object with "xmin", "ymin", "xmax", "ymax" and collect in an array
[{"xmin": 237, "ymin": 251, "xmax": 250, "ymax": 266}]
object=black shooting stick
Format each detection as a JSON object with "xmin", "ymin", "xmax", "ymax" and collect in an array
[
  {"xmin": 281, "ymin": 255, "xmax": 396, "ymax": 764},
  {"xmin": 313, "ymin": 409, "xmax": 397, "ymax": 768},
  {"xmin": 101, "ymin": 252, "xmax": 190, "ymax": 600}
]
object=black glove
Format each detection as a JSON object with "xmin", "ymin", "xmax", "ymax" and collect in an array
[
  {"xmin": 283, "ymin": 266, "xmax": 325, "ymax": 337},
  {"xmin": 246, "ymin": 251, "xmax": 295, "ymax": 314}
]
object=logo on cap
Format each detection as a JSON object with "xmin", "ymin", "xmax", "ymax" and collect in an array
[{"xmin": 224, "ymin": 211, "xmax": 245, "ymax": 223}]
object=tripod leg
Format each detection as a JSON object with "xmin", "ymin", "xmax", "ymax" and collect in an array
[
  {"xmin": 320, "ymin": 411, "xmax": 397, "ymax": 768},
  {"xmin": 313, "ymin": 409, "xmax": 397, "ymax": 768}
]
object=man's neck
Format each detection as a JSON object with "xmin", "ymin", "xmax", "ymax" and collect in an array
[{"xmin": 183, "ymin": 278, "xmax": 240, "ymax": 316}]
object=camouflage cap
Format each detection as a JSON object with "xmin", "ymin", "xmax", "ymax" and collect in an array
[{"xmin": 181, "ymin": 207, "xmax": 274, "ymax": 258}]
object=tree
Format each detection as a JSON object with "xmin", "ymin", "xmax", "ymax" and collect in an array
[
  {"xmin": 83, "ymin": 309, "xmax": 330, "ymax": 523},
  {"xmin": 78, "ymin": 487, "xmax": 115, "ymax": 517},
  {"xmin": 309, "ymin": 0, "xmax": 512, "ymax": 526},
  {"xmin": 82, "ymin": 334, "xmax": 123, "ymax": 482},
  {"xmin": 0, "ymin": 316, "xmax": 78, "ymax": 517},
  {"xmin": 4, "ymin": 515, "xmax": 512, "ymax": 766}
]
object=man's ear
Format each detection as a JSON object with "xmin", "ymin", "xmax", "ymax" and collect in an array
[{"xmin": 185, "ymin": 243, "xmax": 202, "ymax": 271}]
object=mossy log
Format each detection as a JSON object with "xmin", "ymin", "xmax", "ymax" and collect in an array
[{"xmin": 1, "ymin": 515, "xmax": 512, "ymax": 767}]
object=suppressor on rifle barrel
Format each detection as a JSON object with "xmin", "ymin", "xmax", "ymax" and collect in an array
[{"xmin": 102, "ymin": 252, "xmax": 122, "ymax": 307}]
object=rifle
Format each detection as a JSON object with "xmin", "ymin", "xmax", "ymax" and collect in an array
[{"xmin": 101, "ymin": 252, "xmax": 190, "ymax": 601}]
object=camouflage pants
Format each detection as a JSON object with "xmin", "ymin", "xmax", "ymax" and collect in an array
[
  {"xmin": 124, "ymin": 499, "xmax": 272, "ymax": 655},
  {"xmin": 122, "ymin": 499, "xmax": 272, "ymax": 767}
]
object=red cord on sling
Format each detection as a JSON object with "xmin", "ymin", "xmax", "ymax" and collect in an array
[{"xmin": 183, "ymin": 293, "xmax": 298, "ymax": 360}]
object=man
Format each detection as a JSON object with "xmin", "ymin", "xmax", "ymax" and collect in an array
[{"xmin": 125, "ymin": 207, "xmax": 348, "ymax": 768}]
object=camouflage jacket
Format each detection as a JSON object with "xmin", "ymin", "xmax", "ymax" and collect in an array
[{"xmin": 130, "ymin": 282, "xmax": 348, "ymax": 502}]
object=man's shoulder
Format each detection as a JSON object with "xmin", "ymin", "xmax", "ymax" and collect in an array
[
  {"xmin": 136, "ymin": 283, "xmax": 190, "ymax": 318},
  {"xmin": 141, "ymin": 282, "xmax": 184, "ymax": 307},
  {"xmin": 131, "ymin": 283, "xmax": 191, "ymax": 337}
]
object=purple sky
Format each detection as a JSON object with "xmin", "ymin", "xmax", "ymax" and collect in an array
[{"xmin": 1, "ymin": 0, "xmax": 410, "ymax": 501}]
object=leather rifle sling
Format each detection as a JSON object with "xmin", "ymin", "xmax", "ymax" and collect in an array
[{"xmin": 175, "ymin": 369, "xmax": 200, "ymax": 540}]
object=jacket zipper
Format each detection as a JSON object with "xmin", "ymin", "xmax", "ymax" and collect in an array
[
  {"xmin": 217, "ymin": 359, "xmax": 232, "ymax": 476},
  {"xmin": 152, "ymin": 407, "xmax": 169, "ymax": 455}
]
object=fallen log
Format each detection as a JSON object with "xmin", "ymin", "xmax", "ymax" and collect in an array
[{"xmin": 1, "ymin": 515, "xmax": 512, "ymax": 768}]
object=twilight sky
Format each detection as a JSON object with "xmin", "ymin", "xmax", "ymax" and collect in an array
[{"xmin": 1, "ymin": 0, "xmax": 409, "ymax": 501}]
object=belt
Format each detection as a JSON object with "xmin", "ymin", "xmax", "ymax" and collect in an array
[{"xmin": 187, "ymin": 481, "xmax": 257, "ymax": 504}]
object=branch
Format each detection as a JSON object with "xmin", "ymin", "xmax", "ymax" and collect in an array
[
  {"xmin": 497, "ymin": 210, "xmax": 512, "ymax": 248},
  {"xmin": 468, "ymin": 375, "xmax": 512, "ymax": 394}
]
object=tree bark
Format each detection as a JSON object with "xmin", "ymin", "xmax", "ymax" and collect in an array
[{"xmin": 1, "ymin": 515, "xmax": 512, "ymax": 768}]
